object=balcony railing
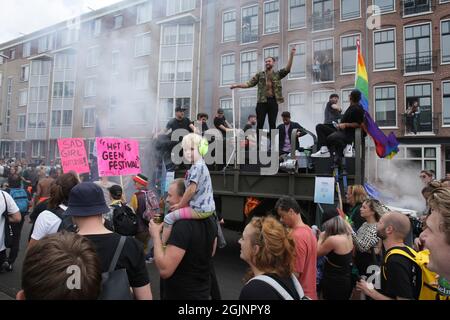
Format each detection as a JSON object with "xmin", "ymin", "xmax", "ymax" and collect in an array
[
  {"xmin": 309, "ymin": 62, "xmax": 337, "ymax": 83},
  {"xmin": 401, "ymin": 112, "xmax": 441, "ymax": 135},
  {"xmin": 400, "ymin": 50, "xmax": 438, "ymax": 74},
  {"xmin": 402, "ymin": 0, "xmax": 434, "ymax": 16}
]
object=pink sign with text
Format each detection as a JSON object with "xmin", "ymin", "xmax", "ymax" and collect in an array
[
  {"xmin": 96, "ymin": 138, "xmax": 141, "ymax": 176},
  {"xmin": 57, "ymin": 138, "xmax": 90, "ymax": 174}
]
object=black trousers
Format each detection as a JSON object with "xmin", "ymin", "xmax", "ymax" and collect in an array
[
  {"xmin": 8, "ymin": 217, "xmax": 25, "ymax": 264},
  {"xmin": 0, "ymin": 250, "xmax": 6, "ymax": 268},
  {"xmin": 256, "ymin": 98, "xmax": 278, "ymax": 149},
  {"xmin": 316, "ymin": 124, "xmax": 349, "ymax": 157}
]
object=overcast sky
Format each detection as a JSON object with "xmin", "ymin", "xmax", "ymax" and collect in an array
[{"xmin": 0, "ymin": 0, "xmax": 124, "ymax": 43}]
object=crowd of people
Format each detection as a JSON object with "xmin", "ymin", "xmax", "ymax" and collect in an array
[{"xmin": 0, "ymin": 133, "xmax": 449, "ymax": 300}]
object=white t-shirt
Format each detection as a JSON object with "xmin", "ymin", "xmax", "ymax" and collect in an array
[
  {"xmin": 30, "ymin": 205, "xmax": 67, "ymax": 241},
  {"xmin": 0, "ymin": 191, "xmax": 21, "ymax": 251}
]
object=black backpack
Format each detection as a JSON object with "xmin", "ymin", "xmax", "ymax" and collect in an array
[
  {"xmin": 112, "ymin": 203, "xmax": 138, "ymax": 236},
  {"xmin": 50, "ymin": 206, "xmax": 78, "ymax": 233}
]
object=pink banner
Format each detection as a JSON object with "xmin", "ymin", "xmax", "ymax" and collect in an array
[
  {"xmin": 96, "ymin": 138, "xmax": 141, "ymax": 177},
  {"xmin": 57, "ymin": 138, "xmax": 90, "ymax": 174}
]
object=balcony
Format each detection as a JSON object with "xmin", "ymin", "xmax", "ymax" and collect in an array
[
  {"xmin": 401, "ymin": 112, "xmax": 441, "ymax": 135},
  {"xmin": 309, "ymin": 61, "xmax": 337, "ymax": 83},
  {"xmin": 310, "ymin": 11, "xmax": 334, "ymax": 32},
  {"xmin": 400, "ymin": 51, "xmax": 438, "ymax": 74},
  {"xmin": 401, "ymin": 0, "xmax": 434, "ymax": 16}
]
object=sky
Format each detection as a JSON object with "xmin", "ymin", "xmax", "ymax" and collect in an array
[{"xmin": 0, "ymin": 0, "xmax": 124, "ymax": 43}]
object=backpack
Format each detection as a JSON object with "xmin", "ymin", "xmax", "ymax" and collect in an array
[
  {"xmin": 98, "ymin": 236, "xmax": 133, "ymax": 300},
  {"xmin": 383, "ymin": 246, "xmax": 448, "ymax": 300},
  {"xmin": 248, "ymin": 274, "xmax": 311, "ymax": 300},
  {"xmin": 9, "ymin": 188, "xmax": 29, "ymax": 215},
  {"xmin": 112, "ymin": 203, "xmax": 138, "ymax": 236},
  {"xmin": 49, "ymin": 205, "xmax": 78, "ymax": 233},
  {"xmin": 142, "ymin": 190, "xmax": 160, "ymax": 222}
]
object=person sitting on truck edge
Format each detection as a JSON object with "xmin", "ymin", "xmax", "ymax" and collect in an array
[
  {"xmin": 311, "ymin": 89, "xmax": 365, "ymax": 163},
  {"xmin": 160, "ymin": 133, "xmax": 216, "ymax": 244},
  {"xmin": 277, "ymin": 111, "xmax": 308, "ymax": 156}
]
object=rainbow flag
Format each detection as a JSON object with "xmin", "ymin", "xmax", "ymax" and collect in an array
[{"xmin": 355, "ymin": 39, "xmax": 399, "ymax": 159}]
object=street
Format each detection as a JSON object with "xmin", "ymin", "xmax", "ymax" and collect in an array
[{"xmin": 0, "ymin": 220, "xmax": 247, "ymax": 300}]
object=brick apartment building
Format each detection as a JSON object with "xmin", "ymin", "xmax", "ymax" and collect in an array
[{"xmin": 0, "ymin": 0, "xmax": 450, "ymax": 177}]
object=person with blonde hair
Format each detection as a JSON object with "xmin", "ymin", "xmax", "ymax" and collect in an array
[
  {"xmin": 346, "ymin": 184, "xmax": 368, "ymax": 230},
  {"xmin": 160, "ymin": 133, "xmax": 216, "ymax": 244},
  {"xmin": 351, "ymin": 198, "xmax": 384, "ymax": 278},
  {"xmin": 239, "ymin": 216, "xmax": 308, "ymax": 300}
]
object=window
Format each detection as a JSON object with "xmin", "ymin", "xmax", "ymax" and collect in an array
[
  {"xmin": 21, "ymin": 65, "xmax": 30, "ymax": 81},
  {"xmin": 14, "ymin": 141, "xmax": 25, "ymax": 158},
  {"xmin": 403, "ymin": 0, "xmax": 431, "ymax": 16},
  {"xmin": 86, "ymin": 47, "xmax": 99, "ymax": 67},
  {"xmin": 28, "ymin": 113, "xmax": 47, "ymax": 128},
  {"xmin": 313, "ymin": 39, "xmax": 334, "ymax": 82},
  {"xmin": 23, "ymin": 42, "xmax": 31, "ymax": 58},
  {"xmin": 341, "ymin": 34, "xmax": 359, "ymax": 74},
  {"xmin": 7, "ymin": 77, "xmax": 12, "ymax": 94},
  {"xmin": 162, "ymin": 25, "xmax": 177, "ymax": 45},
  {"xmin": 135, "ymin": 33, "xmax": 151, "ymax": 57},
  {"xmin": 289, "ymin": 43, "xmax": 306, "ymax": 79},
  {"xmin": 114, "ymin": 15, "xmax": 124, "ymax": 29},
  {"xmin": 85, "ymin": 78, "xmax": 96, "ymax": 97},
  {"xmin": 263, "ymin": 46, "xmax": 279, "ymax": 63},
  {"xmin": 137, "ymin": 2, "xmax": 152, "ymax": 24},
  {"xmin": 341, "ymin": 0, "xmax": 360, "ymax": 20},
  {"xmin": 133, "ymin": 66, "xmax": 149, "ymax": 90},
  {"xmin": 221, "ymin": 54, "xmax": 235, "ymax": 86},
  {"xmin": 31, "ymin": 60, "xmax": 51, "ymax": 76},
  {"xmin": 242, "ymin": 5, "xmax": 259, "ymax": 43},
  {"xmin": 167, "ymin": 0, "xmax": 195, "ymax": 16},
  {"xmin": 374, "ymin": 29, "xmax": 396, "ymax": 70},
  {"xmin": 312, "ymin": 0, "xmax": 334, "ymax": 31},
  {"xmin": 130, "ymin": 102, "xmax": 148, "ymax": 124},
  {"xmin": 288, "ymin": 92, "xmax": 314, "ymax": 147},
  {"xmin": 404, "ymin": 24, "xmax": 432, "ymax": 73},
  {"xmin": 39, "ymin": 86, "xmax": 49, "ymax": 101},
  {"xmin": 159, "ymin": 98, "xmax": 174, "ymax": 125},
  {"xmin": 375, "ymin": 86, "xmax": 396, "ymax": 127},
  {"xmin": 240, "ymin": 51, "xmax": 257, "ymax": 82},
  {"xmin": 38, "ymin": 34, "xmax": 54, "ymax": 53},
  {"xmin": 31, "ymin": 141, "xmax": 43, "ymax": 158},
  {"xmin": 220, "ymin": 98, "xmax": 233, "ymax": 122},
  {"xmin": 19, "ymin": 89, "xmax": 28, "ymax": 106},
  {"xmin": 83, "ymin": 107, "xmax": 96, "ymax": 127},
  {"xmin": 313, "ymin": 90, "xmax": 334, "ymax": 125},
  {"xmin": 373, "ymin": 0, "xmax": 395, "ymax": 13},
  {"xmin": 109, "ymin": 105, "xmax": 120, "ymax": 128},
  {"xmin": 240, "ymin": 97, "xmax": 257, "ymax": 128},
  {"xmin": 341, "ymin": 88, "xmax": 353, "ymax": 113},
  {"xmin": 405, "ymin": 83, "xmax": 433, "ymax": 132},
  {"xmin": 288, "ymin": 93, "xmax": 306, "ymax": 122},
  {"xmin": 289, "ymin": 0, "xmax": 306, "ymax": 29},
  {"xmin": 55, "ymin": 53, "xmax": 76, "ymax": 70},
  {"xmin": 442, "ymin": 20, "xmax": 450, "ymax": 64},
  {"xmin": 29, "ymin": 86, "xmax": 49, "ymax": 102},
  {"xmin": 112, "ymin": 51, "xmax": 120, "ymax": 73},
  {"xmin": 53, "ymin": 82, "xmax": 64, "ymax": 98},
  {"xmin": 51, "ymin": 110, "xmax": 73, "ymax": 127},
  {"xmin": 223, "ymin": 10, "xmax": 236, "ymax": 42},
  {"xmin": 443, "ymin": 81, "xmax": 450, "ymax": 125},
  {"xmin": 177, "ymin": 60, "xmax": 192, "ymax": 81},
  {"xmin": 17, "ymin": 115, "xmax": 26, "ymax": 131},
  {"xmin": 89, "ymin": 19, "xmax": 102, "ymax": 37},
  {"xmin": 179, "ymin": 25, "xmax": 194, "ymax": 44},
  {"xmin": 64, "ymin": 82, "xmax": 75, "ymax": 98},
  {"xmin": 161, "ymin": 61, "xmax": 175, "ymax": 81},
  {"xmin": 264, "ymin": 1, "xmax": 280, "ymax": 34}
]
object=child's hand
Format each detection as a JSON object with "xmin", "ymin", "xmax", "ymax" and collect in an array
[{"xmin": 170, "ymin": 203, "xmax": 182, "ymax": 211}]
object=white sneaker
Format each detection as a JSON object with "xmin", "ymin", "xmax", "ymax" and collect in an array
[
  {"xmin": 344, "ymin": 145, "xmax": 353, "ymax": 158},
  {"xmin": 311, "ymin": 150, "xmax": 331, "ymax": 158}
]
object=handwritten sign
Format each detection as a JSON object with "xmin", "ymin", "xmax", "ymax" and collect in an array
[
  {"xmin": 96, "ymin": 138, "xmax": 141, "ymax": 176},
  {"xmin": 57, "ymin": 138, "xmax": 90, "ymax": 174},
  {"xmin": 314, "ymin": 177, "xmax": 335, "ymax": 205}
]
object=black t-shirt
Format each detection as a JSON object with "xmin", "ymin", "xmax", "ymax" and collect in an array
[
  {"xmin": 324, "ymin": 102, "xmax": 342, "ymax": 124},
  {"xmin": 85, "ymin": 233, "xmax": 150, "ymax": 288},
  {"xmin": 341, "ymin": 104, "xmax": 365, "ymax": 138},
  {"xmin": 166, "ymin": 117, "xmax": 193, "ymax": 133},
  {"xmin": 381, "ymin": 246, "xmax": 421, "ymax": 300},
  {"xmin": 214, "ymin": 117, "xmax": 228, "ymax": 136},
  {"xmin": 164, "ymin": 218, "xmax": 218, "ymax": 300},
  {"xmin": 243, "ymin": 124, "xmax": 253, "ymax": 132},
  {"xmin": 239, "ymin": 273, "xmax": 301, "ymax": 300}
]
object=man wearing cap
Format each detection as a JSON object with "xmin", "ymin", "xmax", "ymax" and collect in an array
[
  {"xmin": 165, "ymin": 106, "xmax": 196, "ymax": 137},
  {"xmin": 213, "ymin": 109, "xmax": 233, "ymax": 166},
  {"xmin": 130, "ymin": 174, "xmax": 151, "ymax": 251},
  {"xmin": 277, "ymin": 111, "xmax": 308, "ymax": 156},
  {"xmin": 65, "ymin": 182, "xmax": 152, "ymax": 300}
]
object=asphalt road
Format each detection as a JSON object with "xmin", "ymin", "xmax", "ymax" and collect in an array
[{"xmin": 0, "ymin": 220, "xmax": 247, "ymax": 300}]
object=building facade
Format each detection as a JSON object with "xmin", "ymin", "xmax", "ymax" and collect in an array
[{"xmin": 1, "ymin": 0, "xmax": 450, "ymax": 177}]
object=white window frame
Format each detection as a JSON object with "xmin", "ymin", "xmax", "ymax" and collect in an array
[
  {"xmin": 312, "ymin": 37, "xmax": 335, "ymax": 83},
  {"xmin": 311, "ymin": 0, "xmax": 335, "ymax": 33},
  {"xmin": 20, "ymin": 64, "xmax": 30, "ymax": 82},
  {"xmin": 403, "ymin": 22, "xmax": 433, "ymax": 76},
  {"xmin": 19, "ymin": 89, "xmax": 28, "ymax": 107},
  {"xmin": 31, "ymin": 141, "xmax": 44, "ymax": 158},
  {"xmin": 222, "ymin": 9, "xmax": 237, "ymax": 43},
  {"xmin": 340, "ymin": 88, "xmax": 353, "ymax": 113},
  {"xmin": 441, "ymin": 19, "xmax": 450, "ymax": 65},
  {"xmin": 86, "ymin": 46, "xmax": 100, "ymax": 68},
  {"xmin": 373, "ymin": 84, "xmax": 398, "ymax": 129},
  {"xmin": 133, "ymin": 65, "xmax": 150, "ymax": 90},
  {"xmin": 84, "ymin": 76, "xmax": 97, "ymax": 98},
  {"xmin": 288, "ymin": 0, "xmax": 307, "ymax": 31},
  {"xmin": 373, "ymin": 27, "xmax": 397, "ymax": 72},
  {"xmin": 340, "ymin": 33, "xmax": 361, "ymax": 75},
  {"xmin": 263, "ymin": 45, "xmax": 280, "ymax": 66},
  {"xmin": 114, "ymin": 14, "xmax": 124, "ymax": 29},
  {"xmin": 442, "ymin": 80, "xmax": 450, "ymax": 127},
  {"xmin": 17, "ymin": 114, "xmax": 26, "ymax": 132},
  {"xmin": 402, "ymin": 0, "xmax": 433, "ymax": 18},
  {"xmin": 220, "ymin": 53, "xmax": 236, "ymax": 87},
  {"xmin": 288, "ymin": 42, "xmax": 307, "ymax": 80},
  {"xmin": 166, "ymin": 0, "xmax": 196, "ymax": 16},
  {"xmin": 372, "ymin": 0, "xmax": 396, "ymax": 15},
  {"xmin": 263, "ymin": 0, "xmax": 280, "ymax": 35},
  {"xmin": 134, "ymin": 32, "xmax": 152, "ymax": 57},
  {"xmin": 340, "ymin": 0, "xmax": 361, "ymax": 22},
  {"xmin": 82, "ymin": 106, "xmax": 96, "ymax": 128},
  {"xmin": 137, "ymin": 1, "xmax": 152, "ymax": 24},
  {"xmin": 22, "ymin": 42, "xmax": 31, "ymax": 58},
  {"xmin": 240, "ymin": 49, "xmax": 258, "ymax": 83},
  {"xmin": 404, "ymin": 81, "xmax": 434, "ymax": 133},
  {"xmin": 241, "ymin": 4, "xmax": 259, "ymax": 45}
]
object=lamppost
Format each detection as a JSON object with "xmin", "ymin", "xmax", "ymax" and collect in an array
[{"xmin": 0, "ymin": 53, "xmax": 10, "ymax": 157}]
